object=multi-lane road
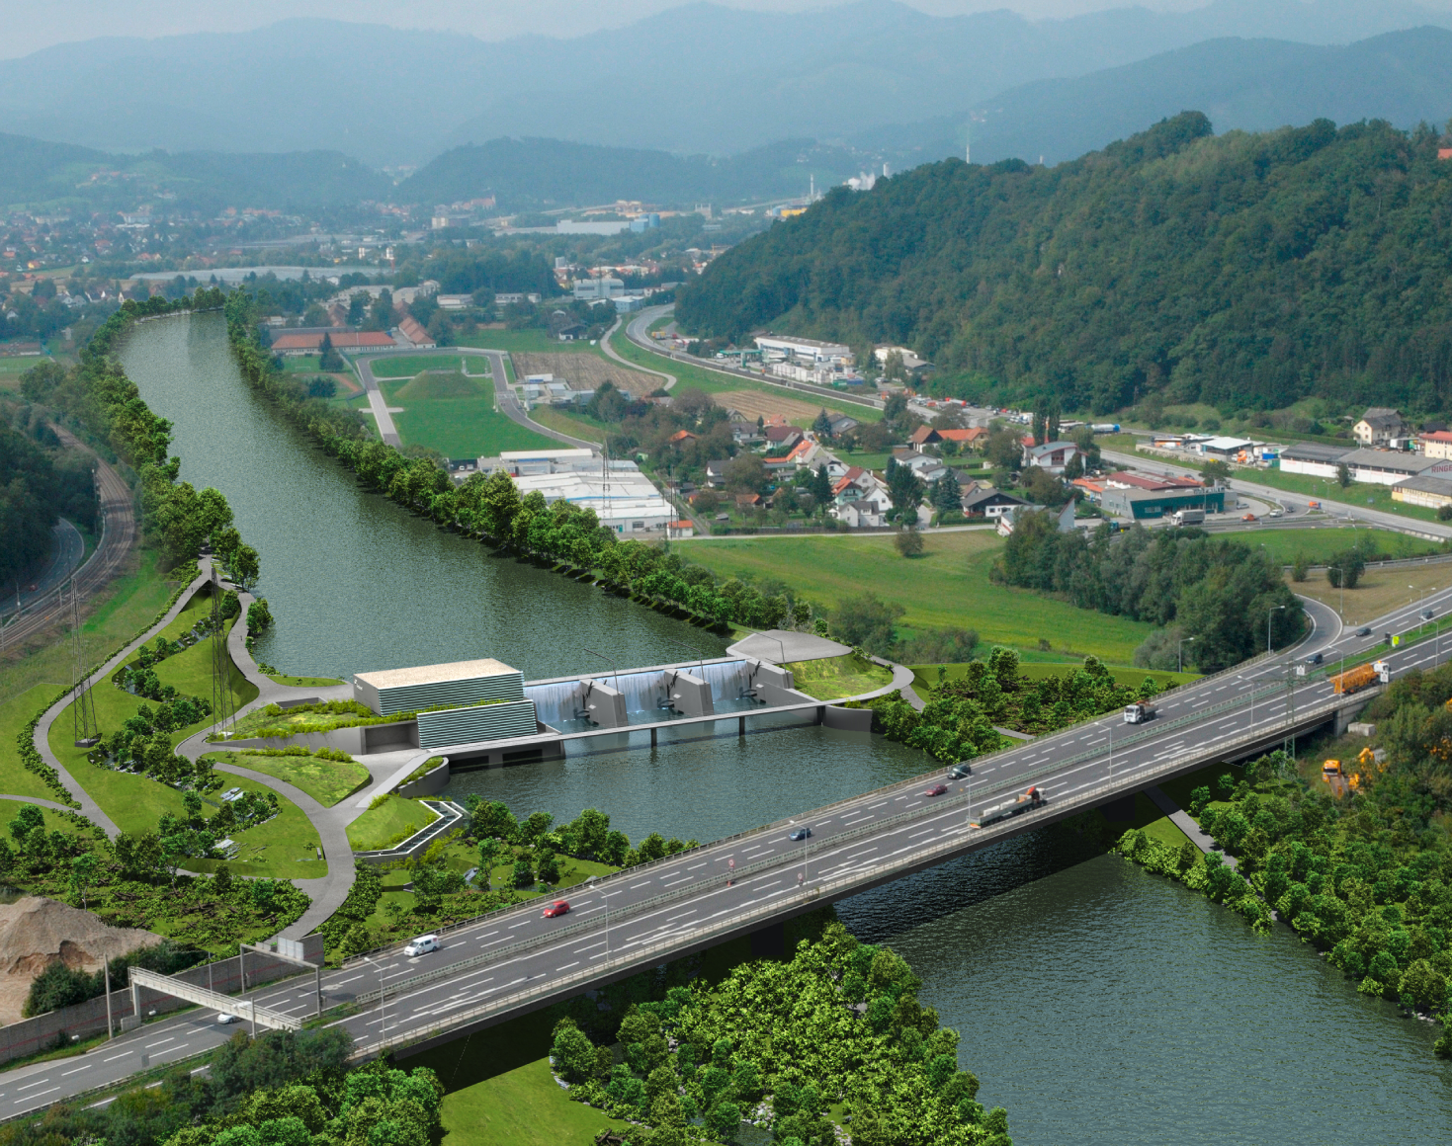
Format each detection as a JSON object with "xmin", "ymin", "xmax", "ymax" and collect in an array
[{"xmin": 7, "ymin": 582, "xmax": 1452, "ymax": 1115}]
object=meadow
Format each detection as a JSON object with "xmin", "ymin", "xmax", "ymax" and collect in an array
[
  {"xmin": 681, "ymin": 530, "xmax": 1155, "ymax": 663},
  {"xmin": 379, "ymin": 374, "xmax": 555, "ymax": 458}
]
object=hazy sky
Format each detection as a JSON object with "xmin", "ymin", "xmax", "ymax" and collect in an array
[{"xmin": 1, "ymin": 0, "xmax": 1210, "ymax": 59}]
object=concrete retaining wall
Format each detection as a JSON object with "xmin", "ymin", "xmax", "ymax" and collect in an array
[
  {"xmin": 823, "ymin": 705, "xmax": 874, "ymax": 732},
  {"xmin": 0, "ymin": 941, "xmax": 320, "ymax": 1068},
  {"xmin": 397, "ymin": 757, "xmax": 450, "ymax": 799},
  {"xmin": 219, "ymin": 719, "xmax": 419, "ymax": 754}
]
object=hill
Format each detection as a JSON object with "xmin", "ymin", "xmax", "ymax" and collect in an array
[
  {"xmin": 675, "ymin": 113, "xmax": 1452, "ymax": 416},
  {"xmin": 866, "ymin": 26, "xmax": 1452, "ymax": 168},
  {"xmin": 5, "ymin": 1, "xmax": 1452, "ymax": 163},
  {"xmin": 0, "ymin": 132, "xmax": 390, "ymax": 212}
]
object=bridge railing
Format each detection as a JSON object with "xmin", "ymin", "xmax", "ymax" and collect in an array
[
  {"xmin": 342, "ymin": 661, "xmax": 1335, "ymax": 971},
  {"xmin": 367, "ymin": 689, "xmax": 1359, "ymax": 1055}
]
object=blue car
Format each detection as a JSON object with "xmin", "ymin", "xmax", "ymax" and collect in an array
[{"xmin": 789, "ymin": 827, "xmax": 812, "ymax": 841}]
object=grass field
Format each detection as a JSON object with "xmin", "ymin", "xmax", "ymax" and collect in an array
[
  {"xmin": 526, "ymin": 406, "xmax": 606, "ymax": 442},
  {"xmin": 785, "ymin": 654, "xmax": 894, "ymax": 699},
  {"xmin": 436, "ymin": 1057, "xmax": 628, "ymax": 1146},
  {"xmin": 454, "ymin": 330, "xmax": 598, "ymax": 354},
  {"xmin": 1248, "ymin": 527, "xmax": 1441, "ymax": 565},
  {"xmin": 367, "ymin": 355, "xmax": 487, "ymax": 379},
  {"xmin": 0, "ymin": 550, "xmax": 174, "ymax": 801},
  {"xmin": 0, "ymin": 799, "xmax": 68, "ymax": 833},
  {"xmin": 378, "ymin": 378, "xmax": 555, "ymax": 458},
  {"xmin": 185, "ymin": 771, "xmax": 326, "ymax": 879},
  {"xmin": 210, "ymin": 752, "xmax": 370, "ymax": 807},
  {"xmin": 346, "ymin": 794, "xmax": 437, "ymax": 850},
  {"xmin": 909, "ymin": 661, "xmax": 1200, "ymax": 695},
  {"xmin": 1290, "ymin": 562, "xmax": 1452, "ymax": 626},
  {"xmin": 683, "ymin": 531, "xmax": 1155, "ymax": 662},
  {"xmin": 47, "ymin": 591, "xmax": 259, "ymax": 835},
  {"xmin": 264, "ymin": 673, "xmax": 344, "ymax": 688}
]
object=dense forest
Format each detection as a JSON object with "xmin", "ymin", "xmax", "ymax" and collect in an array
[
  {"xmin": 677, "ymin": 113, "xmax": 1452, "ymax": 415},
  {"xmin": 0, "ymin": 408, "xmax": 98, "ymax": 587}
]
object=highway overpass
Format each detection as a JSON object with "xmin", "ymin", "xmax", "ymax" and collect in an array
[{"xmin": 6, "ymin": 586, "xmax": 1452, "ymax": 1116}]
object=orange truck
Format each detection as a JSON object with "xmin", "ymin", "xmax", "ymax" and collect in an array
[{"xmin": 1330, "ymin": 661, "xmax": 1390, "ymax": 695}]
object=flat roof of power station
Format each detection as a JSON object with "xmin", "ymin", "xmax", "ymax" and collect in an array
[{"xmin": 354, "ymin": 658, "xmax": 518, "ymax": 690}]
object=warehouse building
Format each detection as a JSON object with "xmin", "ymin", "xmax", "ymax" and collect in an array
[
  {"xmin": 1277, "ymin": 442, "xmax": 1352, "ymax": 479},
  {"xmin": 1101, "ymin": 486, "xmax": 1226, "ymax": 520},
  {"xmin": 1392, "ymin": 475, "xmax": 1452, "ymax": 509}
]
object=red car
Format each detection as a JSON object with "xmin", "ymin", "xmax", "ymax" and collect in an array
[
  {"xmin": 543, "ymin": 900, "xmax": 570, "ymax": 918},
  {"xmin": 923, "ymin": 783, "xmax": 948, "ymax": 797}
]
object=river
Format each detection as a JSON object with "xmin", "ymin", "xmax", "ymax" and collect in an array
[{"xmin": 121, "ymin": 314, "xmax": 1452, "ymax": 1144}]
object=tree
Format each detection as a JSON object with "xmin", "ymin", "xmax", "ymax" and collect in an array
[
  {"xmin": 706, "ymin": 1100, "xmax": 742, "ymax": 1140},
  {"xmin": 232, "ymin": 544, "xmax": 261, "ymax": 590},
  {"xmin": 1336, "ymin": 462, "xmax": 1353, "ymax": 488},
  {"xmin": 318, "ymin": 334, "xmax": 343, "ymax": 372},
  {"xmin": 70, "ymin": 852, "xmax": 98, "ymax": 910},
  {"xmin": 811, "ymin": 464, "xmax": 833, "ymax": 508},
  {"xmin": 984, "ymin": 428, "xmax": 1022, "ymax": 471},
  {"xmin": 723, "ymin": 454, "xmax": 767, "ymax": 494},
  {"xmin": 550, "ymin": 1018, "xmax": 598, "ymax": 1083},
  {"xmin": 828, "ymin": 592, "xmax": 905, "ymax": 655},
  {"xmin": 1202, "ymin": 459, "xmax": 1231, "ymax": 484},
  {"xmin": 812, "ymin": 408, "xmax": 833, "ymax": 438},
  {"xmin": 930, "ymin": 473, "xmax": 960, "ymax": 517},
  {"xmin": 894, "ymin": 525, "xmax": 925, "ymax": 557},
  {"xmin": 885, "ymin": 459, "xmax": 925, "ymax": 523}
]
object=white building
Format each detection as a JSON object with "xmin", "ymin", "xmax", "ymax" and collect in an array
[
  {"xmin": 477, "ymin": 449, "xmax": 676, "ymax": 534},
  {"xmin": 753, "ymin": 333, "xmax": 853, "ymax": 368}
]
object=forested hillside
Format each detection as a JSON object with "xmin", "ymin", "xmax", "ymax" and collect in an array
[{"xmin": 677, "ymin": 113, "xmax": 1452, "ymax": 415}]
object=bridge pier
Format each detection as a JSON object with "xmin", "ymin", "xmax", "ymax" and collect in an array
[
  {"xmin": 750, "ymin": 921, "xmax": 786, "ymax": 961},
  {"xmin": 739, "ymin": 715, "xmax": 746, "ymax": 737}
]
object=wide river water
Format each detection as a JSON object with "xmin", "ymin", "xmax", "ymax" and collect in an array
[{"xmin": 122, "ymin": 314, "xmax": 1452, "ymax": 1143}]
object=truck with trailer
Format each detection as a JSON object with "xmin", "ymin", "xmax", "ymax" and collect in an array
[
  {"xmin": 971, "ymin": 786, "xmax": 1044, "ymax": 829},
  {"xmin": 1330, "ymin": 661, "xmax": 1391, "ymax": 695},
  {"xmin": 1172, "ymin": 509, "xmax": 1206, "ymax": 526}
]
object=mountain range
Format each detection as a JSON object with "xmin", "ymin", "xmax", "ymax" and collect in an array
[{"xmin": 3, "ymin": 0, "xmax": 1452, "ymax": 165}]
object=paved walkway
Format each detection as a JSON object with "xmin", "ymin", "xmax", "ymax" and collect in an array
[
  {"xmin": 1144, "ymin": 784, "xmax": 1235, "ymax": 867},
  {"xmin": 31, "ymin": 562, "xmax": 220, "ymax": 837},
  {"xmin": 0, "ymin": 794, "xmax": 75, "ymax": 812},
  {"xmin": 353, "ymin": 357, "xmax": 403, "ymax": 446}
]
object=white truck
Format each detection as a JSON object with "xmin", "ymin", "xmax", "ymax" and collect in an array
[
  {"xmin": 1172, "ymin": 508, "xmax": 1205, "ymax": 526},
  {"xmin": 1124, "ymin": 701, "xmax": 1156, "ymax": 724}
]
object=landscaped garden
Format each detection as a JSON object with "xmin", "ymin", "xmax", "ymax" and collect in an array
[
  {"xmin": 784, "ymin": 653, "xmax": 894, "ymax": 700},
  {"xmin": 205, "ymin": 748, "xmax": 370, "ymax": 807},
  {"xmin": 346, "ymin": 794, "xmax": 438, "ymax": 850}
]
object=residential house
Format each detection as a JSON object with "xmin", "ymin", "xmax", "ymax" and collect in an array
[
  {"xmin": 826, "ymin": 413, "xmax": 859, "ymax": 437},
  {"xmin": 763, "ymin": 424, "xmax": 803, "ymax": 450},
  {"xmin": 667, "ymin": 430, "xmax": 699, "ymax": 445},
  {"xmin": 394, "ymin": 313, "xmax": 435, "ymax": 349},
  {"xmin": 1422, "ymin": 430, "xmax": 1452, "ymax": 460},
  {"xmin": 1023, "ymin": 440, "xmax": 1079, "ymax": 475},
  {"xmin": 962, "ymin": 487, "xmax": 1029, "ymax": 519},
  {"xmin": 704, "ymin": 460, "xmax": 728, "ymax": 488},
  {"xmin": 1354, "ymin": 407, "xmax": 1408, "ymax": 447}
]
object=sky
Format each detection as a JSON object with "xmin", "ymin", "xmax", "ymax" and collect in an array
[{"xmin": 0, "ymin": 0, "xmax": 1211, "ymax": 59}]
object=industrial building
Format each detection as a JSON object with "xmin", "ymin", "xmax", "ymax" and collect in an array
[
  {"xmin": 753, "ymin": 333, "xmax": 853, "ymax": 368},
  {"xmin": 1392, "ymin": 475, "xmax": 1452, "ymax": 509},
  {"xmin": 1100, "ymin": 486, "xmax": 1226, "ymax": 520},
  {"xmin": 478, "ymin": 449, "xmax": 677, "ymax": 535}
]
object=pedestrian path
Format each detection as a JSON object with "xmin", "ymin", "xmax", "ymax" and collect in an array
[{"xmin": 1144, "ymin": 783, "xmax": 1235, "ymax": 867}]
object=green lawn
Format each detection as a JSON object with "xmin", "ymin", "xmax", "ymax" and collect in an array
[
  {"xmin": 0, "ymin": 685, "xmax": 73, "ymax": 801},
  {"xmin": 684, "ymin": 531, "xmax": 1156, "ymax": 662},
  {"xmin": 346, "ymin": 795, "xmax": 437, "ymax": 850},
  {"xmin": 186, "ymin": 771, "xmax": 326, "ymax": 879},
  {"xmin": 454, "ymin": 330, "xmax": 597, "ymax": 354},
  {"xmin": 264, "ymin": 673, "xmax": 344, "ymax": 688},
  {"xmin": 785, "ymin": 653, "xmax": 894, "ymax": 699},
  {"xmin": 0, "ymin": 799, "xmax": 69, "ymax": 833},
  {"xmin": 1247, "ymin": 526, "xmax": 1444, "ymax": 565},
  {"xmin": 47, "ymin": 591, "xmax": 259, "ymax": 835},
  {"xmin": 280, "ymin": 355, "xmax": 323, "ymax": 373},
  {"xmin": 379, "ymin": 378, "xmax": 555, "ymax": 458},
  {"xmin": 208, "ymin": 752, "xmax": 370, "ymax": 807},
  {"xmin": 527, "ymin": 406, "xmax": 607, "ymax": 443},
  {"xmin": 437, "ymin": 1057, "xmax": 629, "ymax": 1146},
  {"xmin": 909, "ymin": 661, "xmax": 1200, "ymax": 695},
  {"xmin": 368, "ymin": 354, "xmax": 491, "ymax": 379}
]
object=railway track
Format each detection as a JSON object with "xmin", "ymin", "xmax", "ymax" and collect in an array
[{"xmin": 0, "ymin": 426, "xmax": 137, "ymax": 651}]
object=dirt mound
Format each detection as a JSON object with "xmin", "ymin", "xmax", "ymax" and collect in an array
[{"xmin": 0, "ymin": 897, "xmax": 163, "ymax": 1024}]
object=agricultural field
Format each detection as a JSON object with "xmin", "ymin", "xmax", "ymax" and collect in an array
[
  {"xmin": 682, "ymin": 530, "xmax": 1156, "ymax": 663},
  {"xmin": 378, "ymin": 374, "xmax": 555, "ymax": 458},
  {"xmin": 512, "ymin": 352, "xmax": 659, "ymax": 397},
  {"xmin": 713, "ymin": 389, "xmax": 841, "ymax": 427}
]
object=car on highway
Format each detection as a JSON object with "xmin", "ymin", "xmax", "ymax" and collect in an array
[
  {"xmin": 948, "ymin": 763, "xmax": 972, "ymax": 779},
  {"xmin": 543, "ymin": 900, "xmax": 571, "ymax": 918},
  {"xmin": 217, "ymin": 1012, "xmax": 239, "ymax": 1025},
  {"xmin": 923, "ymin": 783, "xmax": 949, "ymax": 797},
  {"xmin": 788, "ymin": 827, "xmax": 812, "ymax": 841},
  {"xmin": 1305, "ymin": 652, "xmax": 1323, "ymax": 665},
  {"xmin": 1308, "ymin": 500, "xmax": 1321, "ymax": 509},
  {"xmin": 1268, "ymin": 509, "xmax": 1283, "ymax": 518},
  {"xmin": 404, "ymin": 934, "xmax": 440, "ymax": 957},
  {"xmin": 1241, "ymin": 513, "xmax": 1257, "ymax": 522},
  {"xmin": 1356, "ymin": 626, "xmax": 1372, "ymax": 637}
]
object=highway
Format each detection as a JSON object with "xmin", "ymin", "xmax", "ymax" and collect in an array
[{"xmin": 9, "ymin": 585, "xmax": 1452, "ymax": 1115}]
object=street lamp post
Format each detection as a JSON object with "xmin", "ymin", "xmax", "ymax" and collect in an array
[
  {"xmin": 363, "ymin": 956, "xmax": 387, "ymax": 1049},
  {"xmin": 586, "ymin": 875, "xmax": 610, "ymax": 957},
  {"xmin": 1178, "ymin": 636, "xmax": 1196, "ymax": 675}
]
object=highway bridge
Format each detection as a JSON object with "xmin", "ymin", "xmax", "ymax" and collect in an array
[{"xmin": 5, "ymin": 587, "xmax": 1452, "ymax": 1116}]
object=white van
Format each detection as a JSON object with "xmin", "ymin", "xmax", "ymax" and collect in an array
[{"xmin": 404, "ymin": 934, "xmax": 440, "ymax": 957}]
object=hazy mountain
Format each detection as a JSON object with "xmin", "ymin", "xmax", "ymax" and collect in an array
[
  {"xmin": 398, "ymin": 138, "xmax": 863, "ymax": 209},
  {"xmin": 3, "ymin": 0, "xmax": 1451, "ymax": 165},
  {"xmin": 866, "ymin": 26, "xmax": 1452, "ymax": 168},
  {"xmin": 0, "ymin": 133, "xmax": 390, "ymax": 212}
]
